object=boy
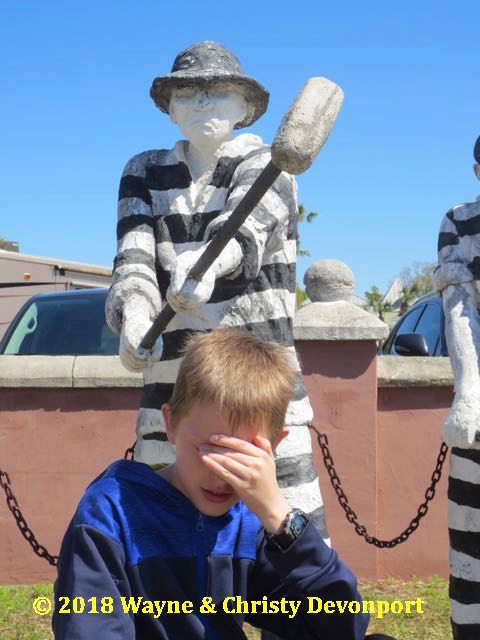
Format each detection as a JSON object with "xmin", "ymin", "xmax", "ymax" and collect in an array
[{"xmin": 54, "ymin": 328, "xmax": 377, "ymax": 639}]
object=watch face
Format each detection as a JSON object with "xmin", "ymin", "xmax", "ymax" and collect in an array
[{"xmin": 291, "ymin": 511, "xmax": 308, "ymax": 537}]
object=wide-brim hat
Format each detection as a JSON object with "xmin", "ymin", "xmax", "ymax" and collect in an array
[{"xmin": 150, "ymin": 41, "xmax": 269, "ymax": 129}]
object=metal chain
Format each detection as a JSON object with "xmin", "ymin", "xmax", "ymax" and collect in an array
[
  {"xmin": 0, "ymin": 443, "xmax": 136, "ymax": 567},
  {"xmin": 1, "ymin": 427, "xmax": 449, "ymax": 565},
  {"xmin": 124, "ymin": 443, "xmax": 135, "ymax": 460},
  {"xmin": 0, "ymin": 468, "xmax": 58, "ymax": 566},
  {"xmin": 309, "ymin": 424, "xmax": 449, "ymax": 548}
]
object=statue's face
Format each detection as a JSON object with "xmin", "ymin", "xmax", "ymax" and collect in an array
[
  {"xmin": 169, "ymin": 85, "xmax": 247, "ymax": 149},
  {"xmin": 474, "ymin": 164, "xmax": 480, "ymax": 181}
]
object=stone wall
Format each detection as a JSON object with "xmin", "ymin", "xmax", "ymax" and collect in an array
[{"xmin": 0, "ymin": 261, "xmax": 454, "ymax": 584}]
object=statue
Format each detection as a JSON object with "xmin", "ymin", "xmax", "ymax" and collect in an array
[
  {"xmin": 433, "ymin": 136, "xmax": 480, "ymax": 640},
  {"xmin": 105, "ymin": 41, "xmax": 328, "ymax": 543}
]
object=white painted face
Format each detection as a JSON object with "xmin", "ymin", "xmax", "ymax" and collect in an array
[{"xmin": 169, "ymin": 85, "xmax": 247, "ymax": 149}]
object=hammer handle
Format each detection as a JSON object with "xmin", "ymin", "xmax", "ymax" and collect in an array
[{"xmin": 140, "ymin": 160, "xmax": 281, "ymax": 350}]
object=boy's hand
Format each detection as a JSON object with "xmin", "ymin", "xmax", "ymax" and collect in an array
[{"xmin": 199, "ymin": 434, "xmax": 291, "ymax": 534}]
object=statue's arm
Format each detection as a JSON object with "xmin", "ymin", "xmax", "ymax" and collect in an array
[
  {"xmin": 437, "ymin": 204, "xmax": 480, "ymax": 448},
  {"xmin": 204, "ymin": 147, "xmax": 297, "ymax": 281},
  {"xmin": 433, "ymin": 206, "xmax": 475, "ymax": 293},
  {"xmin": 106, "ymin": 154, "xmax": 162, "ymax": 336}
]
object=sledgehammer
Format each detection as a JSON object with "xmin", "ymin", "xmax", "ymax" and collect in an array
[{"xmin": 140, "ymin": 77, "xmax": 344, "ymax": 350}]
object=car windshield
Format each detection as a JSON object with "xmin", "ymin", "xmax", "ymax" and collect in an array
[{"xmin": 1, "ymin": 293, "xmax": 119, "ymax": 356}]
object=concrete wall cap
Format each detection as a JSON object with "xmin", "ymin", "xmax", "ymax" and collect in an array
[
  {"xmin": 73, "ymin": 356, "xmax": 143, "ymax": 388},
  {"xmin": 0, "ymin": 355, "xmax": 143, "ymax": 388},
  {"xmin": 0, "ymin": 355, "xmax": 75, "ymax": 387},
  {"xmin": 294, "ymin": 300, "xmax": 389, "ymax": 341},
  {"xmin": 377, "ymin": 355, "xmax": 454, "ymax": 387}
]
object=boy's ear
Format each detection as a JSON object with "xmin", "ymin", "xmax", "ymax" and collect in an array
[
  {"xmin": 161, "ymin": 404, "xmax": 176, "ymax": 445},
  {"xmin": 272, "ymin": 427, "xmax": 289, "ymax": 452}
]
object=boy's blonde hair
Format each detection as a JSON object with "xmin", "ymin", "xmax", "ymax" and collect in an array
[{"xmin": 168, "ymin": 328, "xmax": 296, "ymax": 437}]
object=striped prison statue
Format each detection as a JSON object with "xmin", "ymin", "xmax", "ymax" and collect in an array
[
  {"xmin": 105, "ymin": 41, "xmax": 329, "ymax": 549},
  {"xmin": 433, "ymin": 135, "xmax": 480, "ymax": 640}
]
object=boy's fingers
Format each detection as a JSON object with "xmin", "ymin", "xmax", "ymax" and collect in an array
[
  {"xmin": 210, "ymin": 434, "xmax": 272, "ymax": 457},
  {"xmin": 252, "ymin": 434, "xmax": 273, "ymax": 456},
  {"xmin": 199, "ymin": 445, "xmax": 252, "ymax": 466},
  {"xmin": 200, "ymin": 451, "xmax": 245, "ymax": 483}
]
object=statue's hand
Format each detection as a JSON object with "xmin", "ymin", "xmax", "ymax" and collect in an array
[
  {"xmin": 443, "ymin": 394, "xmax": 480, "ymax": 449},
  {"xmin": 119, "ymin": 295, "xmax": 163, "ymax": 372},
  {"xmin": 166, "ymin": 249, "xmax": 216, "ymax": 313}
]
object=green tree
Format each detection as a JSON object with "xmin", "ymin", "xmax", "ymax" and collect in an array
[
  {"xmin": 399, "ymin": 283, "xmax": 420, "ymax": 315},
  {"xmin": 296, "ymin": 205, "xmax": 319, "ymax": 307},
  {"xmin": 364, "ymin": 285, "xmax": 393, "ymax": 322},
  {"xmin": 296, "ymin": 204, "xmax": 319, "ymax": 257},
  {"xmin": 399, "ymin": 261, "xmax": 435, "ymax": 298}
]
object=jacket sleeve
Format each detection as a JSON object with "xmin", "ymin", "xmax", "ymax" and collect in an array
[
  {"xmin": 105, "ymin": 153, "xmax": 162, "ymax": 335},
  {"xmin": 53, "ymin": 524, "xmax": 135, "ymax": 640},
  {"xmin": 245, "ymin": 521, "xmax": 369, "ymax": 639},
  {"xmin": 204, "ymin": 146, "xmax": 298, "ymax": 281}
]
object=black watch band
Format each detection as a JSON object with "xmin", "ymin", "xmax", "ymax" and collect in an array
[{"xmin": 266, "ymin": 509, "xmax": 309, "ymax": 551}]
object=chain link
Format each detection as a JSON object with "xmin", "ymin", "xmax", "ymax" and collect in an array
[
  {"xmin": 0, "ymin": 468, "xmax": 58, "ymax": 566},
  {"xmin": 309, "ymin": 424, "xmax": 449, "ymax": 548},
  {"xmin": 124, "ymin": 442, "xmax": 135, "ymax": 460}
]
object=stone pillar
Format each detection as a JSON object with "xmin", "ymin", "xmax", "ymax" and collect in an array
[{"xmin": 294, "ymin": 259, "xmax": 388, "ymax": 579}]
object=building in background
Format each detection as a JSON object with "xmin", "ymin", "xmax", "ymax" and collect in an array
[{"xmin": 0, "ymin": 245, "xmax": 111, "ymax": 339}]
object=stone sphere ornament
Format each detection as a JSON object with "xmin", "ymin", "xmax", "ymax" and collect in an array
[{"xmin": 304, "ymin": 259, "xmax": 355, "ymax": 302}]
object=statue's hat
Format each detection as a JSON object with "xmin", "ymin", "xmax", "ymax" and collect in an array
[
  {"xmin": 150, "ymin": 41, "xmax": 269, "ymax": 129},
  {"xmin": 474, "ymin": 136, "xmax": 480, "ymax": 164}
]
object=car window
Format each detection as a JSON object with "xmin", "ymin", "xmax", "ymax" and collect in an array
[
  {"xmin": 382, "ymin": 305, "xmax": 424, "ymax": 354},
  {"xmin": 413, "ymin": 303, "xmax": 442, "ymax": 356},
  {"xmin": 2, "ymin": 294, "xmax": 119, "ymax": 356}
]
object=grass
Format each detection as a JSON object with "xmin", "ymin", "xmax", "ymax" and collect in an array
[
  {"xmin": 0, "ymin": 577, "xmax": 450, "ymax": 640},
  {"xmin": 0, "ymin": 583, "xmax": 54, "ymax": 640}
]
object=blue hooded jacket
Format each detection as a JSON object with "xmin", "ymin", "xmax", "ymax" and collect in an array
[{"xmin": 53, "ymin": 460, "xmax": 369, "ymax": 639}]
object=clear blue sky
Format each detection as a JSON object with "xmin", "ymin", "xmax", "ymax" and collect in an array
[{"xmin": 1, "ymin": 0, "xmax": 478, "ymax": 296}]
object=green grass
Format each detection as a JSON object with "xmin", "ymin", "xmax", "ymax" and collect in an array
[
  {"xmin": 0, "ymin": 577, "xmax": 450, "ymax": 640},
  {"xmin": 0, "ymin": 583, "xmax": 54, "ymax": 640},
  {"xmin": 358, "ymin": 576, "xmax": 450, "ymax": 640}
]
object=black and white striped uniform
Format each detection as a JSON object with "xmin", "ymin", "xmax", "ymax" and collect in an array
[
  {"xmin": 106, "ymin": 134, "xmax": 328, "ymax": 539},
  {"xmin": 436, "ymin": 200, "xmax": 480, "ymax": 640}
]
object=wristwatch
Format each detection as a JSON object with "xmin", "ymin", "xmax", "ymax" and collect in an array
[{"xmin": 266, "ymin": 509, "xmax": 309, "ymax": 551}]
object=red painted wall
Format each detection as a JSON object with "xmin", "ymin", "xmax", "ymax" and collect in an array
[
  {"xmin": 0, "ymin": 348, "xmax": 454, "ymax": 584},
  {"xmin": 0, "ymin": 389, "xmax": 141, "ymax": 584}
]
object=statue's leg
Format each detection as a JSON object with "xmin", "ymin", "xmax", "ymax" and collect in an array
[
  {"xmin": 133, "ymin": 406, "xmax": 176, "ymax": 466},
  {"xmin": 442, "ymin": 283, "xmax": 480, "ymax": 448},
  {"xmin": 132, "ymin": 362, "xmax": 177, "ymax": 466},
  {"xmin": 261, "ymin": 424, "xmax": 328, "ymax": 640},
  {"xmin": 274, "ymin": 424, "xmax": 329, "ymax": 541},
  {"xmin": 449, "ymin": 448, "xmax": 480, "ymax": 639}
]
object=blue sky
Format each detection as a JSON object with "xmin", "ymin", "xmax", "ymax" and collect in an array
[{"xmin": 1, "ymin": 0, "xmax": 479, "ymax": 296}]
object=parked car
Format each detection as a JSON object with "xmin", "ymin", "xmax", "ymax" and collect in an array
[
  {"xmin": 0, "ymin": 288, "xmax": 120, "ymax": 356},
  {"xmin": 378, "ymin": 292, "xmax": 448, "ymax": 357}
]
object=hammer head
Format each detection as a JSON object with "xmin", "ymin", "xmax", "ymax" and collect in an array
[{"xmin": 271, "ymin": 77, "xmax": 344, "ymax": 175}]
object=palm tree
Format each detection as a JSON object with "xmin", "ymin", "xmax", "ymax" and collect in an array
[
  {"xmin": 364, "ymin": 285, "xmax": 393, "ymax": 322},
  {"xmin": 296, "ymin": 205, "xmax": 319, "ymax": 257},
  {"xmin": 399, "ymin": 283, "xmax": 419, "ymax": 315},
  {"xmin": 296, "ymin": 205, "xmax": 319, "ymax": 307}
]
